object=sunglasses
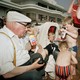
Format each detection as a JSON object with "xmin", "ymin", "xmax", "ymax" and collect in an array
[{"xmin": 17, "ymin": 22, "xmax": 28, "ymax": 27}]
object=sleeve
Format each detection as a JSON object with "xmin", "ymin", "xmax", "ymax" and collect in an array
[
  {"xmin": 0, "ymin": 36, "xmax": 15, "ymax": 75},
  {"xmin": 44, "ymin": 44, "xmax": 53, "ymax": 55},
  {"xmin": 0, "ymin": 62, "xmax": 15, "ymax": 75}
]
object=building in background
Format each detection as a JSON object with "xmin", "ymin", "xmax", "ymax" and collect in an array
[{"xmin": 0, "ymin": 0, "xmax": 68, "ymax": 23}]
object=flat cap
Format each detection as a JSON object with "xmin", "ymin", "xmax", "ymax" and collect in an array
[{"xmin": 7, "ymin": 11, "xmax": 31, "ymax": 22}]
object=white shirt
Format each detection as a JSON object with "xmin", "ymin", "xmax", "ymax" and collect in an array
[{"xmin": 0, "ymin": 26, "xmax": 30, "ymax": 75}]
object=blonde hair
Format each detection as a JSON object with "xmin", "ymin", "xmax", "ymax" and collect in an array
[
  {"xmin": 59, "ymin": 41, "xmax": 68, "ymax": 49},
  {"xmin": 62, "ymin": 16, "xmax": 73, "ymax": 25}
]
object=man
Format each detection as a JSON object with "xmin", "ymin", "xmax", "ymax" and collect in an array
[{"xmin": 0, "ymin": 11, "xmax": 45, "ymax": 80}]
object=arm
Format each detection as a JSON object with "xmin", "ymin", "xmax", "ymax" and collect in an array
[
  {"xmin": 65, "ymin": 29, "xmax": 78, "ymax": 39},
  {"xmin": 37, "ymin": 44, "xmax": 48, "ymax": 59},
  {"xmin": 67, "ymin": 0, "xmax": 75, "ymax": 13},
  {"xmin": 71, "ymin": 53, "xmax": 78, "ymax": 64},
  {"xmin": 3, "ymin": 58, "xmax": 44, "ymax": 78},
  {"xmin": 60, "ymin": 28, "xmax": 78, "ymax": 39}
]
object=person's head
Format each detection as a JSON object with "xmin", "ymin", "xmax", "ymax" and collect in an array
[
  {"xmin": 62, "ymin": 16, "xmax": 74, "ymax": 31},
  {"xmin": 59, "ymin": 41, "xmax": 68, "ymax": 51},
  {"xmin": 48, "ymin": 32, "xmax": 55, "ymax": 42},
  {"xmin": 6, "ymin": 11, "xmax": 32, "ymax": 38},
  {"xmin": 48, "ymin": 26, "xmax": 56, "ymax": 42}
]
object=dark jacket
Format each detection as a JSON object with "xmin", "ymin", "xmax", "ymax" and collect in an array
[{"xmin": 45, "ymin": 43, "xmax": 59, "ymax": 61}]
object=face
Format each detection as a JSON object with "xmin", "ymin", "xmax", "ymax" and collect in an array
[
  {"xmin": 14, "ymin": 22, "xmax": 29, "ymax": 38},
  {"xmin": 48, "ymin": 32, "xmax": 55, "ymax": 42},
  {"xmin": 65, "ymin": 24, "xmax": 74, "ymax": 31},
  {"xmin": 63, "ymin": 23, "xmax": 73, "ymax": 31}
]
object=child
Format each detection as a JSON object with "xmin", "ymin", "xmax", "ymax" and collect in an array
[
  {"xmin": 45, "ymin": 32, "xmax": 59, "ymax": 61},
  {"xmin": 55, "ymin": 41, "xmax": 78, "ymax": 80},
  {"xmin": 45, "ymin": 26, "xmax": 59, "ymax": 79},
  {"xmin": 60, "ymin": 16, "xmax": 78, "ymax": 78}
]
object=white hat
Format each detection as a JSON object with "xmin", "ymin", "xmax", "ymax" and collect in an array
[{"xmin": 7, "ymin": 11, "xmax": 31, "ymax": 22}]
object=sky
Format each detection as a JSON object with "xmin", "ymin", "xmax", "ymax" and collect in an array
[{"xmin": 56, "ymin": 0, "xmax": 72, "ymax": 10}]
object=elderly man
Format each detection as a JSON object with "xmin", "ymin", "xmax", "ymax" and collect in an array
[{"xmin": 0, "ymin": 11, "xmax": 45, "ymax": 80}]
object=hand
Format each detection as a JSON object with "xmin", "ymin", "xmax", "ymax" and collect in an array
[
  {"xmin": 60, "ymin": 28, "xmax": 67, "ymax": 33},
  {"xmin": 60, "ymin": 28, "xmax": 65, "ymax": 32},
  {"xmin": 27, "ymin": 27, "xmax": 34, "ymax": 35},
  {"xmin": 38, "ymin": 44, "xmax": 42, "ymax": 49},
  {"xmin": 37, "ymin": 48, "xmax": 43, "ymax": 54},
  {"xmin": 37, "ymin": 45, "xmax": 43, "ymax": 54},
  {"xmin": 32, "ymin": 58, "xmax": 44, "ymax": 69}
]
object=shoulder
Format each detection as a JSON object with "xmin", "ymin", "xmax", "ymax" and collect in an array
[
  {"xmin": 73, "ymin": 28, "xmax": 78, "ymax": 35},
  {"xmin": 53, "ymin": 43, "xmax": 58, "ymax": 47},
  {"xmin": 45, "ymin": 43, "xmax": 51, "ymax": 48},
  {"xmin": 0, "ymin": 33, "xmax": 10, "ymax": 42},
  {"xmin": 67, "ymin": 50, "xmax": 72, "ymax": 56},
  {"xmin": 0, "ymin": 33, "xmax": 13, "ymax": 47}
]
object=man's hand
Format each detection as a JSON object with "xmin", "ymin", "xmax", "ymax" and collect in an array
[{"xmin": 31, "ymin": 58, "xmax": 44, "ymax": 69}]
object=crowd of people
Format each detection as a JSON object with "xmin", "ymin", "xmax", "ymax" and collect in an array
[{"xmin": 0, "ymin": 0, "xmax": 80, "ymax": 80}]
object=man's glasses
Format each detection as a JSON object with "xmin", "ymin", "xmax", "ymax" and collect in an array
[{"xmin": 17, "ymin": 22, "xmax": 28, "ymax": 27}]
